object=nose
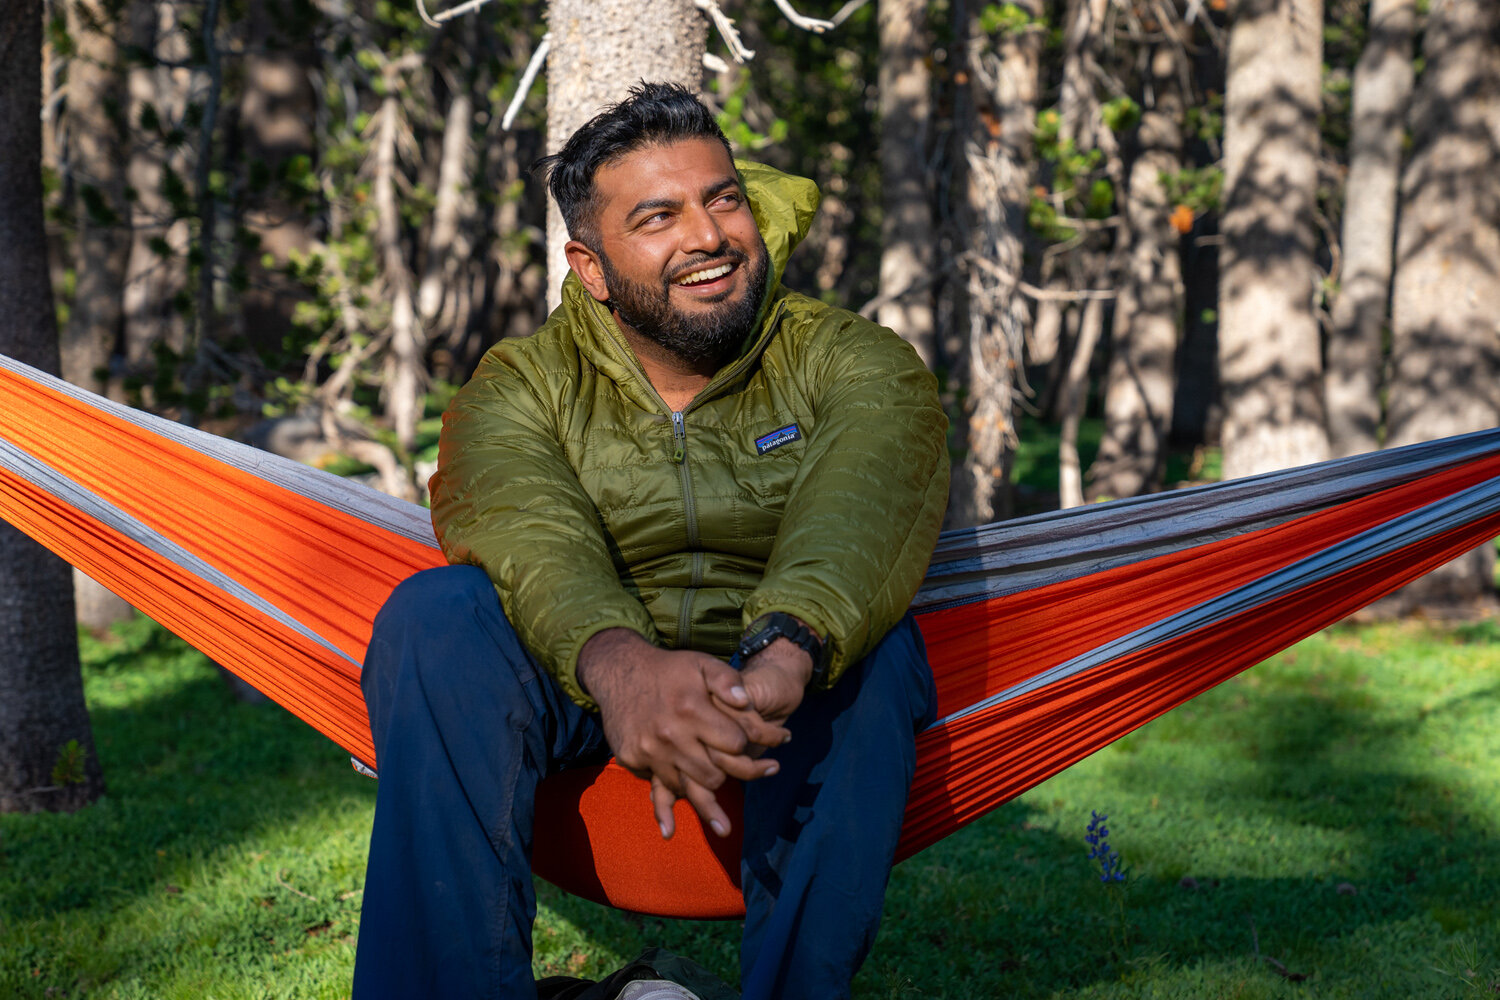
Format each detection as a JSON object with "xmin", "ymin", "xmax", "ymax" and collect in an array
[{"xmin": 679, "ymin": 201, "xmax": 726, "ymax": 256}]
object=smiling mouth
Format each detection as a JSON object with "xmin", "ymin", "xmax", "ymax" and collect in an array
[{"xmin": 673, "ymin": 262, "xmax": 737, "ymax": 287}]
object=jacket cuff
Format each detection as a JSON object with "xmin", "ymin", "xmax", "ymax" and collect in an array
[
  {"xmin": 740, "ymin": 595, "xmax": 852, "ymax": 690},
  {"xmin": 554, "ymin": 617, "xmax": 658, "ymax": 712}
]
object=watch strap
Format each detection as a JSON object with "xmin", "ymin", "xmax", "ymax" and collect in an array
[{"xmin": 737, "ymin": 612, "xmax": 826, "ymax": 683}]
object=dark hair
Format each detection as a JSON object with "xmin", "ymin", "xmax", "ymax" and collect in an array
[{"xmin": 533, "ymin": 81, "xmax": 733, "ymax": 248}]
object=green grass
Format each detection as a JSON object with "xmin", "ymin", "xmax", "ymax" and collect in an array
[{"xmin": 3, "ymin": 615, "xmax": 1499, "ymax": 998}]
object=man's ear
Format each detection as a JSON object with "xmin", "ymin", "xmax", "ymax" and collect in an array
[{"xmin": 564, "ymin": 240, "xmax": 610, "ymax": 303}]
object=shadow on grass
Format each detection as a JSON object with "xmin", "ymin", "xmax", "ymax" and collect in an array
[
  {"xmin": 8, "ymin": 620, "xmax": 1498, "ymax": 999},
  {"xmin": 530, "ymin": 652, "xmax": 1500, "ymax": 997},
  {"xmin": 0, "ymin": 628, "xmax": 372, "ymax": 997}
]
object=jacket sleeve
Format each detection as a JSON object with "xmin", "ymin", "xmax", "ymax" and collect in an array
[
  {"xmin": 428, "ymin": 357, "xmax": 658, "ymax": 711},
  {"xmin": 741, "ymin": 311, "xmax": 949, "ymax": 686}
]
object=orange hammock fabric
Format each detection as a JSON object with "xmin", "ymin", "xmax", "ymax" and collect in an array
[{"xmin": 3, "ymin": 352, "xmax": 1498, "ymax": 918}]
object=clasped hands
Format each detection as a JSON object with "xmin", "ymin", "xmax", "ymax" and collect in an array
[{"xmin": 577, "ymin": 627, "xmax": 814, "ymax": 841}]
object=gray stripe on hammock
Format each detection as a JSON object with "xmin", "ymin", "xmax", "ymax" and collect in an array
[
  {"xmin": 10, "ymin": 352, "xmax": 1497, "ymax": 613},
  {"xmin": 0, "ymin": 434, "xmax": 360, "ymax": 668},
  {"xmin": 928, "ymin": 475, "xmax": 1500, "ymax": 729},
  {"xmin": 0, "ymin": 354, "xmax": 437, "ymax": 548},
  {"xmin": 914, "ymin": 427, "xmax": 1500, "ymax": 611}
]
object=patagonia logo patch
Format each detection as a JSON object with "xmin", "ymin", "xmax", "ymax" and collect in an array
[{"xmin": 754, "ymin": 423, "xmax": 802, "ymax": 455}]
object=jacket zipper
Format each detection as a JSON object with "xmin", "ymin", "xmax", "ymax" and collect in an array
[
  {"xmin": 673, "ymin": 410, "xmax": 700, "ymax": 648},
  {"xmin": 602, "ymin": 298, "xmax": 788, "ymax": 650}
]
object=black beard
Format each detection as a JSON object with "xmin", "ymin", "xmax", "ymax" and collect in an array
[{"xmin": 599, "ymin": 235, "xmax": 771, "ymax": 369}]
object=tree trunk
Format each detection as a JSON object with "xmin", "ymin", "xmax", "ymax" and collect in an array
[
  {"xmin": 544, "ymin": 0, "xmax": 706, "ymax": 308},
  {"xmin": 419, "ymin": 89, "xmax": 475, "ymax": 325},
  {"xmin": 1058, "ymin": 297, "xmax": 1105, "ymax": 509},
  {"xmin": 952, "ymin": 3, "xmax": 1042, "ymax": 526},
  {"xmin": 0, "ymin": 0, "xmax": 105, "ymax": 813},
  {"xmin": 1217, "ymin": 0, "xmax": 1329, "ymax": 480},
  {"xmin": 1385, "ymin": 0, "xmax": 1500, "ymax": 613},
  {"xmin": 1087, "ymin": 42, "xmax": 1184, "ymax": 501},
  {"xmin": 1051, "ymin": 0, "xmax": 1120, "ymax": 507},
  {"xmin": 123, "ymin": 1, "xmax": 190, "ymax": 373},
  {"xmin": 63, "ymin": 0, "xmax": 130, "ymax": 396},
  {"xmin": 63, "ymin": 0, "xmax": 138, "ymax": 630},
  {"xmin": 236, "ymin": 0, "xmax": 317, "ymax": 359},
  {"xmin": 1325, "ymin": 0, "xmax": 1414, "ymax": 459},
  {"xmin": 876, "ymin": 0, "xmax": 937, "ymax": 367},
  {"xmin": 373, "ymin": 82, "xmax": 424, "ymax": 456}
]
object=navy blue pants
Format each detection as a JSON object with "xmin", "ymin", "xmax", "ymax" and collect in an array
[{"xmin": 353, "ymin": 566, "xmax": 935, "ymax": 1000}]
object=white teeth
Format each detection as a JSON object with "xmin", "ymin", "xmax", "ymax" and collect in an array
[{"xmin": 676, "ymin": 263, "xmax": 733, "ymax": 285}]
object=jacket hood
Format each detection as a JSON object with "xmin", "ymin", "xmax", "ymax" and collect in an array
[
  {"xmin": 735, "ymin": 158, "xmax": 822, "ymax": 295},
  {"xmin": 555, "ymin": 159, "xmax": 821, "ymax": 408}
]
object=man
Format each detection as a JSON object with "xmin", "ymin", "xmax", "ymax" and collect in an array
[{"xmin": 354, "ymin": 82, "xmax": 948, "ymax": 1000}]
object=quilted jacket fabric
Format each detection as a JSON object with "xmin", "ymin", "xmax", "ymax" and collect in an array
[{"xmin": 429, "ymin": 160, "xmax": 949, "ymax": 709}]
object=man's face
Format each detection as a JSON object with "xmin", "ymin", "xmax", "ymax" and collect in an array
[{"xmin": 572, "ymin": 138, "xmax": 770, "ymax": 369}]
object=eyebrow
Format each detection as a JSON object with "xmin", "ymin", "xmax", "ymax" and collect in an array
[{"xmin": 623, "ymin": 176, "xmax": 741, "ymax": 224}]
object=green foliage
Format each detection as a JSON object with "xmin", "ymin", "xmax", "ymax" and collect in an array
[
  {"xmin": 1184, "ymin": 92, "xmax": 1225, "ymax": 143},
  {"xmin": 1160, "ymin": 166, "xmax": 1225, "ymax": 214},
  {"xmin": 716, "ymin": 79, "xmax": 789, "ymax": 152},
  {"xmin": 45, "ymin": 13, "xmax": 74, "ymax": 58},
  {"xmin": 49, "ymin": 740, "xmax": 89, "ymax": 787},
  {"xmin": 1030, "ymin": 108, "xmax": 1115, "ymax": 242},
  {"xmin": 1100, "ymin": 95, "xmax": 1142, "ymax": 135},
  {"xmin": 979, "ymin": 2, "xmax": 1040, "ymax": 36}
]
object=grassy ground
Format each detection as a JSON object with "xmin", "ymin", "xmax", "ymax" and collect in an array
[{"xmin": 3, "ymin": 612, "xmax": 1498, "ymax": 999}]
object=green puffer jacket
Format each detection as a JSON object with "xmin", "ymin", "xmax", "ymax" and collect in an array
[{"xmin": 429, "ymin": 160, "xmax": 949, "ymax": 710}]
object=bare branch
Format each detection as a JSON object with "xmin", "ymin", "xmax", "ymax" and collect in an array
[
  {"xmin": 703, "ymin": 52, "xmax": 730, "ymax": 73},
  {"xmin": 502, "ymin": 33, "xmax": 551, "ymax": 131},
  {"xmin": 694, "ymin": 0, "xmax": 756, "ymax": 62},
  {"xmin": 830, "ymin": 0, "xmax": 871, "ymax": 27},
  {"xmin": 965, "ymin": 252, "xmax": 1117, "ymax": 301},
  {"xmin": 771, "ymin": 0, "xmax": 836, "ymax": 33},
  {"xmin": 415, "ymin": 0, "xmax": 500, "ymax": 27}
]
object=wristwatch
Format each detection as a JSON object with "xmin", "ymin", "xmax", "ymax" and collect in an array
[{"xmin": 737, "ymin": 612, "xmax": 827, "ymax": 685}]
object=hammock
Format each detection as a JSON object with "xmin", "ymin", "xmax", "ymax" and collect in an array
[{"xmin": 3, "ymin": 351, "xmax": 1499, "ymax": 919}]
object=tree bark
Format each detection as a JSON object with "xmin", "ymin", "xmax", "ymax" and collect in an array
[
  {"xmin": 235, "ymin": 0, "xmax": 318, "ymax": 359},
  {"xmin": 0, "ymin": 0, "xmax": 105, "ymax": 813},
  {"xmin": 876, "ymin": 0, "xmax": 937, "ymax": 367},
  {"xmin": 1325, "ymin": 0, "xmax": 1414, "ymax": 459},
  {"xmin": 419, "ymin": 89, "xmax": 475, "ymax": 325},
  {"xmin": 123, "ymin": 1, "xmax": 190, "ymax": 371},
  {"xmin": 1058, "ymin": 297, "xmax": 1105, "ymax": 509},
  {"xmin": 1217, "ymin": 0, "xmax": 1329, "ymax": 480},
  {"xmin": 544, "ymin": 0, "xmax": 707, "ymax": 308},
  {"xmin": 1052, "ymin": 0, "xmax": 1120, "ymax": 507},
  {"xmin": 63, "ymin": 0, "xmax": 138, "ymax": 629},
  {"xmin": 952, "ymin": 3, "xmax": 1042, "ymax": 526},
  {"xmin": 1385, "ymin": 0, "xmax": 1500, "ymax": 613},
  {"xmin": 373, "ymin": 80, "xmax": 424, "ymax": 455},
  {"xmin": 1087, "ymin": 42, "xmax": 1184, "ymax": 501},
  {"xmin": 63, "ymin": 0, "xmax": 130, "ymax": 396}
]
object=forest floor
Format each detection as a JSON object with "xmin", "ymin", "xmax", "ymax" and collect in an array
[{"xmin": 3, "ymin": 609, "xmax": 1498, "ymax": 999}]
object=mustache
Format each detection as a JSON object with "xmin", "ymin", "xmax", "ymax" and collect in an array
[{"xmin": 665, "ymin": 243, "xmax": 749, "ymax": 285}]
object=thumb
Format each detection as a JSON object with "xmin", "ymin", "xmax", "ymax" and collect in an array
[{"xmin": 701, "ymin": 657, "xmax": 751, "ymax": 709}]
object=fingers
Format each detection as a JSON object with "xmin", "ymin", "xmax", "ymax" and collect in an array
[
  {"xmin": 702, "ymin": 658, "xmax": 751, "ymax": 710},
  {"xmin": 651, "ymin": 776, "xmax": 677, "ymax": 840},
  {"xmin": 709, "ymin": 693, "xmax": 792, "ymax": 748},
  {"xmin": 652, "ymin": 772, "xmax": 739, "ymax": 840},
  {"xmin": 708, "ymin": 745, "xmax": 780, "ymax": 783},
  {"xmin": 681, "ymin": 775, "xmax": 733, "ymax": 837}
]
